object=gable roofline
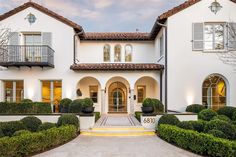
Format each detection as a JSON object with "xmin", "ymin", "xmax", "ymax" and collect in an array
[
  {"xmin": 150, "ymin": 0, "xmax": 236, "ymax": 39},
  {"xmin": 0, "ymin": 1, "xmax": 84, "ymax": 36}
]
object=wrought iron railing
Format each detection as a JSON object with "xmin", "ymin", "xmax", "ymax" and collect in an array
[{"xmin": 0, "ymin": 45, "xmax": 54, "ymax": 66}]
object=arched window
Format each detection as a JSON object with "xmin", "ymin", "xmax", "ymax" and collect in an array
[
  {"xmin": 103, "ymin": 44, "xmax": 110, "ymax": 62},
  {"xmin": 125, "ymin": 44, "xmax": 132, "ymax": 62},
  {"xmin": 202, "ymin": 74, "xmax": 227, "ymax": 110},
  {"xmin": 114, "ymin": 45, "xmax": 121, "ymax": 62}
]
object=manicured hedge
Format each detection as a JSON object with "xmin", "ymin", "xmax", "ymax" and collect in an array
[
  {"xmin": 217, "ymin": 106, "xmax": 236, "ymax": 120},
  {"xmin": 159, "ymin": 124, "xmax": 236, "ymax": 157},
  {"xmin": 0, "ymin": 102, "xmax": 51, "ymax": 114},
  {"xmin": 198, "ymin": 109, "xmax": 217, "ymax": 121},
  {"xmin": 94, "ymin": 112, "xmax": 101, "ymax": 122},
  {"xmin": 0, "ymin": 121, "xmax": 26, "ymax": 137},
  {"xmin": 0, "ymin": 125, "xmax": 77, "ymax": 157},
  {"xmin": 135, "ymin": 112, "xmax": 142, "ymax": 122},
  {"xmin": 186, "ymin": 104, "xmax": 206, "ymax": 113}
]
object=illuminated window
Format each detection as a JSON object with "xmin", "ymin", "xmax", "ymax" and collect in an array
[
  {"xmin": 137, "ymin": 86, "xmax": 146, "ymax": 103},
  {"xmin": 4, "ymin": 80, "xmax": 24, "ymax": 103},
  {"xmin": 114, "ymin": 45, "xmax": 121, "ymax": 62},
  {"xmin": 41, "ymin": 80, "xmax": 62, "ymax": 112},
  {"xmin": 89, "ymin": 86, "xmax": 98, "ymax": 103},
  {"xmin": 103, "ymin": 44, "xmax": 110, "ymax": 62},
  {"xmin": 125, "ymin": 44, "xmax": 132, "ymax": 62},
  {"xmin": 202, "ymin": 75, "xmax": 226, "ymax": 110}
]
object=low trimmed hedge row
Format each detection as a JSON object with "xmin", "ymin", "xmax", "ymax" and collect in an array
[
  {"xmin": 159, "ymin": 124, "xmax": 236, "ymax": 157},
  {"xmin": 0, "ymin": 125, "xmax": 77, "ymax": 157},
  {"xmin": 0, "ymin": 102, "xmax": 51, "ymax": 114}
]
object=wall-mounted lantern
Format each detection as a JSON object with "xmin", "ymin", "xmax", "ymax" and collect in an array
[
  {"xmin": 76, "ymin": 88, "xmax": 82, "ymax": 97},
  {"xmin": 209, "ymin": 0, "xmax": 222, "ymax": 14}
]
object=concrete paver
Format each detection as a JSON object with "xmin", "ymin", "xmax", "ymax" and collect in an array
[{"xmin": 34, "ymin": 135, "xmax": 201, "ymax": 157}]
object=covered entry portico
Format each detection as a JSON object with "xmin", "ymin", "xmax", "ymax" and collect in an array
[{"xmin": 71, "ymin": 63, "xmax": 164, "ymax": 114}]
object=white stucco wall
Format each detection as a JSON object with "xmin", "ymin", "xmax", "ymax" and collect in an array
[
  {"xmin": 166, "ymin": 0, "xmax": 236, "ymax": 111},
  {"xmin": 78, "ymin": 41, "xmax": 155, "ymax": 63}
]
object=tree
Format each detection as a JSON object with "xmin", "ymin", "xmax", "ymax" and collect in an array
[
  {"xmin": 216, "ymin": 23, "xmax": 236, "ymax": 69},
  {"xmin": 0, "ymin": 26, "xmax": 11, "ymax": 70}
]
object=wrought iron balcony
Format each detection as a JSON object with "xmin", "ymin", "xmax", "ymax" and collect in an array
[{"xmin": 0, "ymin": 45, "xmax": 54, "ymax": 68}]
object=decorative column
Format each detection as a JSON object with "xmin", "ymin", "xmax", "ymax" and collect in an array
[
  {"xmin": 130, "ymin": 89, "xmax": 135, "ymax": 114},
  {"xmin": 101, "ymin": 89, "xmax": 106, "ymax": 114},
  {"xmin": 0, "ymin": 81, "xmax": 3, "ymax": 102}
]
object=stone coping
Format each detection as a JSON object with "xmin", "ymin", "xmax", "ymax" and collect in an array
[
  {"xmin": 142, "ymin": 112, "xmax": 197, "ymax": 116},
  {"xmin": 0, "ymin": 113, "xmax": 94, "ymax": 116}
]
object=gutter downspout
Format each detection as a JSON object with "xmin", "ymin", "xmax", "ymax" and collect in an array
[
  {"xmin": 73, "ymin": 30, "xmax": 84, "ymax": 64},
  {"xmin": 156, "ymin": 21, "xmax": 168, "ymax": 113}
]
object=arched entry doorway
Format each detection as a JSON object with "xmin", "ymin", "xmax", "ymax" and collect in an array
[
  {"xmin": 108, "ymin": 82, "xmax": 127, "ymax": 113},
  {"xmin": 202, "ymin": 74, "xmax": 227, "ymax": 110}
]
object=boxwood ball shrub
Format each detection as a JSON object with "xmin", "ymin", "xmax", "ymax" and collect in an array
[
  {"xmin": 217, "ymin": 106, "xmax": 236, "ymax": 119},
  {"xmin": 38, "ymin": 122, "xmax": 56, "ymax": 131},
  {"xmin": 198, "ymin": 109, "xmax": 217, "ymax": 121},
  {"xmin": 177, "ymin": 121, "xmax": 194, "ymax": 130},
  {"xmin": 60, "ymin": 98, "xmax": 72, "ymax": 113},
  {"xmin": 142, "ymin": 98, "xmax": 153, "ymax": 107},
  {"xmin": 0, "ymin": 125, "xmax": 77, "ymax": 157},
  {"xmin": 81, "ymin": 98, "xmax": 94, "ymax": 108},
  {"xmin": 159, "ymin": 124, "xmax": 235, "ymax": 157},
  {"xmin": 0, "ymin": 121, "xmax": 26, "ymax": 137},
  {"xmin": 57, "ymin": 114, "xmax": 79, "ymax": 129},
  {"xmin": 68, "ymin": 99, "xmax": 82, "ymax": 113},
  {"xmin": 13, "ymin": 130, "xmax": 31, "ymax": 136},
  {"xmin": 185, "ymin": 104, "xmax": 206, "ymax": 113},
  {"xmin": 0, "ymin": 129, "xmax": 4, "ymax": 138},
  {"xmin": 20, "ymin": 116, "xmax": 42, "ymax": 132},
  {"xmin": 189, "ymin": 120, "xmax": 206, "ymax": 132},
  {"xmin": 152, "ymin": 99, "xmax": 164, "ymax": 113},
  {"xmin": 158, "ymin": 114, "xmax": 180, "ymax": 126},
  {"xmin": 212, "ymin": 115, "xmax": 231, "ymax": 122},
  {"xmin": 207, "ymin": 129, "xmax": 227, "ymax": 139},
  {"xmin": 204, "ymin": 119, "xmax": 236, "ymax": 140}
]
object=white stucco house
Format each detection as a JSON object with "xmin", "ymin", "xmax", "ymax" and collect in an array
[{"xmin": 0, "ymin": 0, "xmax": 235, "ymax": 114}]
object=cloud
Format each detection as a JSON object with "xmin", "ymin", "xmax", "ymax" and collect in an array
[{"xmin": 0, "ymin": 0, "xmax": 185, "ymax": 32}]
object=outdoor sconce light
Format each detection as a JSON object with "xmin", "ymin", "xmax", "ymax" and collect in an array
[
  {"xmin": 209, "ymin": 0, "xmax": 222, "ymax": 14},
  {"xmin": 76, "ymin": 88, "xmax": 82, "ymax": 96}
]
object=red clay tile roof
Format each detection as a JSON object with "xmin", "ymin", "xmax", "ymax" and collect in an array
[
  {"xmin": 0, "ymin": 1, "xmax": 84, "ymax": 34},
  {"xmin": 70, "ymin": 63, "xmax": 164, "ymax": 71},
  {"xmin": 82, "ymin": 32, "xmax": 151, "ymax": 41}
]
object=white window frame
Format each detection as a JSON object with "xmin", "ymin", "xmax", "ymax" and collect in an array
[
  {"xmin": 3, "ymin": 80, "xmax": 24, "ymax": 102},
  {"xmin": 203, "ymin": 22, "xmax": 227, "ymax": 52}
]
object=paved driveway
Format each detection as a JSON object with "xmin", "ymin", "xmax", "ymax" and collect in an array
[{"xmin": 34, "ymin": 135, "xmax": 201, "ymax": 157}]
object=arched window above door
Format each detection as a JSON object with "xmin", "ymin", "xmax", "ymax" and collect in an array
[{"xmin": 202, "ymin": 74, "xmax": 227, "ymax": 110}]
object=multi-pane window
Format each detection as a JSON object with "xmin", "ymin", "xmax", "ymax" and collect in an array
[
  {"xmin": 41, "ymin": 80, "xmax": 62, "ymax": 112},
  {"xmin": 24, "ymin": 33, "xmax": 42, "ymax": 62},
  {"xmin": 114, "ymin": 45, "xmax": 121, "ymax": 62},
  {"xmin": 204, "ymin": 23, "xmax": 225, "ymax": 50},
  {"xmin": 4, "ymin": 80, "xmax": 24, "ymax": 102},
  {"xmin": 160, "ymin": 35, "xmax": 164, "ymax": 56},
  {"xmin": 137, "ymin": 86, "xmax": 146, "ymax": 103},
  {"xmin": 89, "ymin": 86, "xmax": 98, "ymax": 103},
  {"xmin": 125, "ymin": 44, "xmax": 132, "ymax": 62},
  {"xmin": 103, "ymin": 44, "xmax": 110, "ymax": 62},
  {"xmin": 202, "ymin": 75, "xmax": 226, "ymax": 110}
]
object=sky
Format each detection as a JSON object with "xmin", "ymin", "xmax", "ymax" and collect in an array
[{"xmin": 0, "ymin": 0, "xmax": 185, "ymax": 32}]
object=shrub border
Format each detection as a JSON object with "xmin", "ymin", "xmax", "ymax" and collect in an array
[
  {"xmin": 0, "ymin": 125, "xmax": 78, "ymax": 157},
  {"xmin": 158, "ymin": 124, "xmax": 236, "ymax": 157}
]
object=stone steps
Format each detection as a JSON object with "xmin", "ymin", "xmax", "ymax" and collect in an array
[{"xmin": 81, "ymin": 114, "xmax": 155, "ymax": 137}]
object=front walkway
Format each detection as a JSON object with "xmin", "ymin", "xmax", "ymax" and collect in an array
[{"xmin": 34, "ymin": 135, "xmax": 200, "ymax": 157}]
